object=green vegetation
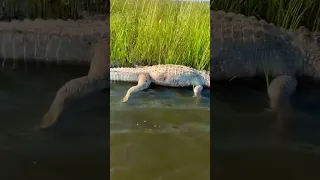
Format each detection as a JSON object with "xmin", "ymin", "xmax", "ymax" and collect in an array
[
  {"xmin": 0, "ymin": 0, "xmax": 107, "ymax": 19},
  {"xmin": 110, "ymin": 0, "xmax": 210, "ymax": 71},
  {"xmin": 211, "ymin": 0, "xmax": 320, "ymax": 31}
]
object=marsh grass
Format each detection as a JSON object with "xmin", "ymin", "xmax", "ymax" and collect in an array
[
  {"xmin": 211, "ymin": 0, "xmax": 320, "ymax": 31},
  {"xmin": 0, "ymin": 0, "xmax": 107, "ymax": 19},
  {"xmin": 110, "ymin": 0, "xmax": 210, "ymax": 71}
]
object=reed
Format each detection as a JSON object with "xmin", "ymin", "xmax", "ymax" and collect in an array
[
  {"xmin": 211, "ymin": 0, "xmax": 320, "ymax": 31},
  {"xmin": 111, "ymin": 0, "xmax": 210, "ymax": 71},
  {"xmin": 0, "ymin": 0, "xmax": 107, "ymax": 19}
]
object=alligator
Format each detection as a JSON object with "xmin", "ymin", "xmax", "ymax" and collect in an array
[
  {"xmin": 0, "ymin": 17, "xmax": 109, "ymax": 128},
  {"xmin": 211, "ymin": 10, "xmax": 320, "ymax": 110},
  {"xmin": 110, "ymin": 64, "xmax": 210, "ymax": 102},
  {"xmin": 0, "ymin": 18, "xmax": 108, "ymax": 67}
]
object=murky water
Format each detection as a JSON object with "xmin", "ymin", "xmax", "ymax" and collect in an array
[
  {"xmin": 110, "ymin": 82, "xmax": 210, "ymax": 180},
  {"xmin": 0, "ymin": 66, "xmax": 109, "ymax": 179},
  {"xmin": 2, "ymin": 66, "xmax": 320, "ymax": 179},
  {"xmin": 211, "ymin": 79, "xmax": 320, "ymax": 179}
]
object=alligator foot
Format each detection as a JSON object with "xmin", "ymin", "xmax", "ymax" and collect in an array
[
  {"xmin": 193, "ymin": 85, "xmax": 204, "ymax": 97},
  {"xmin": 41, "ymin": 75, "xmax": 108, "ymax": 128},
  {"xmin": 122, "ymin": 74, "xmax": 151, "ymax": 102},
  {"xmin": 122, "ymin": 95, "xmax": 129, "ymax": 103},
  {"xmin": 40, "ymin": 111, "xmax": 58, "ymax": 129},
  {"xmin": 40, "ymin": 39, "xmax": 109, "ymax": 128},
  {"xmin": 267, "ymin": 75, "xmax": 314, "ymax": 119},
  {"xmin": 267, "ymin": 75, "xmax": 298, "ymax": 111},
  {"xmin": 266, "ymin": 75, "xmax": 297, "ymax": 147}
]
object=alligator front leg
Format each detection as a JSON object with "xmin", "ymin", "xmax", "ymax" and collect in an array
[
  {"xmin": 122, "ymin": 74, "xmax": 152, "ymax": 102},
  {"xmin": 40, "ymin": 76, "xmax": 108, "ymax": 128}
]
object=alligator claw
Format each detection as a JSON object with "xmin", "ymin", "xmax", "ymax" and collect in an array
[
  {"xmin": 122, "ymin": 95, "xmax": 129, "ymax": 103},
  {"xmin": 40, "ymin": 112, "xmax": 57, "ymax": 129}
]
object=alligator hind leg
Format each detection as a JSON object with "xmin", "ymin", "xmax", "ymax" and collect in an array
[
  {"xmin": 267, "ymin": 74, "xmax": 313, "ymax": 121},
  {"xmin": 40, "ymin": 39, "xmax": 109, "ymax": 129},
  {"xmin": 193, "ymin": 85, "xmax": 204, "ymax": 97},
  {"xmin": 267, "ymin": 75, "xmax": 298, "ymax": 112},
  {"xmin": 266, "ymin": 75, "xmax": 298, "ymax": 147},
  {"xmin": 40, "ymin": 76, "xmax": 108, "ymax": 128},
  {"xmin": 122, "ymin": 74, "xmax": 151, "ymax": 102}
]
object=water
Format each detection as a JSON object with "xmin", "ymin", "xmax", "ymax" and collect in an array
[
  {"xmin": 0, "ymin": 66, "xmax": 109, "ymax": 179},
  {"xmin": 110, "ymin": 82, "xmax": 210, "ymax": 180},
  {"xmin": 211, "ymin": 79, "xmax": 320, "ymax": 179},
  {"xmin": 2, "ymin": 66, "xmax": 320, "ymax": 179}
]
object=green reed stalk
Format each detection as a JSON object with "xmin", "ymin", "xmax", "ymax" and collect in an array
[{"xmin": 111, "ymin": 0, "xmax": 210, "ymax": 71}]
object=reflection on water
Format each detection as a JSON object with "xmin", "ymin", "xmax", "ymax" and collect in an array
[
  {"xmin": 110, "ymin": 83, "xmax": 210, "ymax": 180},
  {"xmin": 0, "ymin": 66, "xmax": 109, "ymax": 179},
  {"xmin": 211, "ymin": 80, "xmax": 320, "ymax": 179}
]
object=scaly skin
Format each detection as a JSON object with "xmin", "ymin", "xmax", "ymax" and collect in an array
[
  {"xmin": 110, "ymin": 64, "xmax": 210, "ymax": 102},
  {"xmin": 211, "ymin": 10, "xmax": 320, "ymax": 148},
  {"xmin": 0, "ymin": 17, "xmax": 112, "ymax": 129},
  {"xmin": 40, "ymin": 38, "xmax": 109, "ymax": 129},
  {"xmin": 211, "ymin": 10, "xmax": 320, "ymax": 110},
  {"xmin": 0, "ymin": 18, "xmax": 108, "ymax": 68}
]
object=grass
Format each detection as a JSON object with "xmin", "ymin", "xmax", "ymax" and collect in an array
[
  {"xmin": 211, "ymin": 0, "xmax": 320, "ymax": 31},
  {"xmin": 110, "ymin": 0, "xmax": 210, "ymax": 71},
  {"xmin": 0, "ymin": 0, "xmax": 108, "ymax": 19}
]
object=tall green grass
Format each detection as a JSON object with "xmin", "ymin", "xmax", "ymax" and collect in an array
[
  {"xmin": 211, "ymin": 0, "xmax": 320, "ymax": 31},
  {"xmin": 0, "ymin": 0, "xmax": 107, "ymax": 19},
  {"xmin": 110, "ymin": 0, "xmax": 210, "ymax": 71}
]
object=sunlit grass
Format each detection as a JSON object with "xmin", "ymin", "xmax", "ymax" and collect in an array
[{"xmin": 111, "ymin": 0, "xmax": 210, "ymax": 71}]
